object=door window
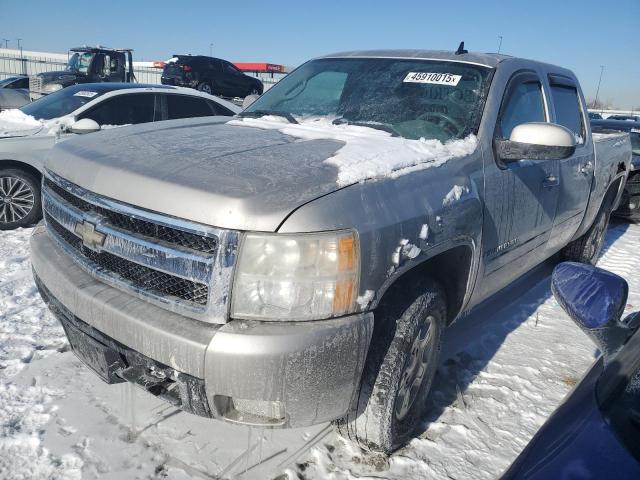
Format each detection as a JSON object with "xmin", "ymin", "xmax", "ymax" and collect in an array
[
  {"xmin": 166, "ymin": 94, "xmax": 215, "ymax": 119},
  {"xmin": 550, "ymin": 84, "xmax": 584, "ymax": 143},
  {"xmin": 79, "ymin": 93, "xmax": 155, "ymax": 126},
  {"xmin": 206, "ymin": 100, "xmax": 234, "ymax": 116},
  {"xmin": 499, "ymin": 79, "xmax": 546, "ymax": 139},
  {"xmin": 223, "ymin": 62, "xmax": 242, "ymax": 75}
]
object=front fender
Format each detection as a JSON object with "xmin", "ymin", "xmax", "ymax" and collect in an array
[{"xmin": 278, "ymin": 152, "xmax": 484, "ymax": 314}]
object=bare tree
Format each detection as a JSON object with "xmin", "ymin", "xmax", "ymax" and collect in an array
[{"xmin": 587, "ymin": 97, "xmax": 614, "ymax": 110}]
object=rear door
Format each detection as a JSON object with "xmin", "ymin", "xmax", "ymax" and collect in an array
[
  {"xmin": 479, "ymin": 70, "xmax": 560, "ymax": 294},
  {"xmin": 164, "ymin": 94, "xmax": 218, "ymax": 119},
  {"xmin": 545, "ymin": 75, "xmax": 594, "ymax": 252}
]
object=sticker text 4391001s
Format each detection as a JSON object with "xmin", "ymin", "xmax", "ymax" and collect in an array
[{"xmin": 403, "ymin": 72, "xmax": 462, "ymax": 86}]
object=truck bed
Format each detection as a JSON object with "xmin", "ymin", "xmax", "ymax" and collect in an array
[{"xmin": 587, "ymin": 131, "xmax": 633, "ymax": 226}]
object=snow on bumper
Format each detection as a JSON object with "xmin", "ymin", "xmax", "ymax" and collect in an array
[{"xmin": 30, "ymin": 227, "xmax": 374, "ymax": 427}]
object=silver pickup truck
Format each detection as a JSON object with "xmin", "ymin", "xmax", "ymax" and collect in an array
[{"xmin": 31, "ymin": 49, "xmax": 632, "ymax": 453}]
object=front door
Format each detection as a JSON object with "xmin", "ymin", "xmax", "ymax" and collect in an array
[
  {"xmin": 478, "ymin": 70, "xmax": 560, "ymax": 299},
  {"xmin": 545, "ymin": 75, "xmax": 594, "ymax": 252}
]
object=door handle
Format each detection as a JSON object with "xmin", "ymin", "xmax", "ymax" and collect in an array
[
  {"xmin": 580, "ymin": 161, "xmax": 593, "ymax": 175},
  {"xmin": 543, "ymin": 174, "xmax": 558, "ymax": 187}
]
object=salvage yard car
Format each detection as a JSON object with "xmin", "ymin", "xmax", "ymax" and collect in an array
[
  {"xmin": 161, "ymin": 54, "xmax": 264, "ymax": 98},
  {"xmin": 31, "ymin": 49, "xmax": 632, "ymax": 453},
  {"xmin": 0, "ymin": 83, "xmax": 239, "ymax": 229}
]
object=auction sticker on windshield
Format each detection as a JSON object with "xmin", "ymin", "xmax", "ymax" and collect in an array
[
  {"xmin": 403, "ymin": 72, "xmax": 462, "ymax": 86},
  {"xmin": 73, "ymin": 91, "xmax": 98, "ymax": 98}
]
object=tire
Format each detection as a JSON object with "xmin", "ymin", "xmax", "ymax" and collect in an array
[
  {"xmin": 197, "ymin": 82, "xmax": 213, "ymax": 95},
  {"xmin": 334, "ymin": 278, "xmax": 446, "ymax": 453},
  {"xmin": 626, "ymin": 173, "xmax": 640, "ymax": 195},
  {"xmin": 0, "ymin": 168, "xmax": 42, "ymax": 230},
  {"xmin": 561, "ymin": 195, "xmax": 613, "ymax": 264},
  {"xmin": 247, "ymin": 86, "xmax": 261, "ymax": 97}
]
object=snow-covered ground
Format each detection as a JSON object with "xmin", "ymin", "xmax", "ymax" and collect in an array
[{"xmin": 1, "ymin": 221, "xmax": 638, "ymax": 480}]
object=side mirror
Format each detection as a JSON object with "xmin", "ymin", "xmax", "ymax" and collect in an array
[
  {"xmin": 69, "ymin": 118, "xmax": 101, "ymax": 134},
  {"xmin": 242, "ymin": 94, "xmax": 259, "ymax": 109},
  {"xmin": 496, "ymin": 122, "xmax": 576, "ymax": 161},
  {"xmin": 552, "ymin": 262, "xmax": 632, "ymax": 362}
]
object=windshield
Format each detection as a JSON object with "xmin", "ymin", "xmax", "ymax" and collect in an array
[
  {"xmin": 67, "ymin": 52, "xmax": 94, "ymax": 74},
  {"xmin": 245, "ymin": 58, "xmax": 492, "ymax": 141},
  {"xmin": 21, "ymin": 86, "xmax": 104, "ymax": 120}
]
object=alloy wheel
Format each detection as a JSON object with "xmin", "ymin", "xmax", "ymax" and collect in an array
[
  {"xmin": 394, "ymin": 315, "xmax": 436, "ymax": 421},
  {"xmin": 0, "ymin": 176, "xmax": 35, "ymax": 225}
]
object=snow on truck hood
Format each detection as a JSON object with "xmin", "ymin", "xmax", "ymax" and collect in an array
[
  {"xmin": 230, "ymin": 117, "xmax": 477, "ymax": 186},
  {"xmin": 45, "ymin": 116, "xmax": 476, "ymax": 231}
]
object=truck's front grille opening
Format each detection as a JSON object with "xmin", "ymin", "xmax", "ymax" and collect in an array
[
  {"xmin": 40, "ymin": 174, "xmax": 232, "ymax": 319},
  {"xmin": 44, "ymin": 178, "xmax": 218, "ymax": 254},
  {"xmin": 45, "ymin": 212, "xmax": 209, "ymax": 305}
]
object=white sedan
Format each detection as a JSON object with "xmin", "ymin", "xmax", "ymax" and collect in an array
[{"xmin": 0, "ymin": 83, "xmax": 239, "ymax": 229}]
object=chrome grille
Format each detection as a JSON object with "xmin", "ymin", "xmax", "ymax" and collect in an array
[
  {"xmin": 44, "ymin": 179, "xmax": 218, "ymax": 254},
  {"xmin": 28, "ymin": 76, "xmax": 44, "ymax": 100},
  {"xmin": 42, "ymin": 171, "xmax": 238, "ymax": 323}
]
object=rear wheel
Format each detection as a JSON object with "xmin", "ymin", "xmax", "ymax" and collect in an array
[
  {"xmin": 561, "ymin": 195, "xmax": 614, "ymax": 264},
  {"xmin": 0, "ymin": 168, "xmax": 41, "ymax": 230},
  {"xmin": 197, "ymin": 82, "xmax": 212, "ymax": 95},
  {"xmin": 247, "ymin": 86, "xmax": 260, "ymax": 97},
  {"xmin": 334, "ymin": 278, "xmax": 446, "ymax": 453}
]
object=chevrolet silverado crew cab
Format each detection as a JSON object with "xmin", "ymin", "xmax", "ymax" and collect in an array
[{"xmin": 31, "ymin": 49, "xmax": 632, "ymax": 453}]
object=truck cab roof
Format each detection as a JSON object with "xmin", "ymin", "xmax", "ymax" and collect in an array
[{"xmin": 321, "ymin": 49, "xmax": 569, "ymax": 73}]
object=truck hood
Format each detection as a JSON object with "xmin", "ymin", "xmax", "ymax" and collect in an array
[
  {"xmin": 45, "ymin": 116, "xmax": 345, "ymax": 231},
  {"xmin": 35, "ymin": 70, "xmax": 80, "ymax": 86}
]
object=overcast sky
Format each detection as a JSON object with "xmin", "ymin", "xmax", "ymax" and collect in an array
[{"xmin": 2, "ymin": 0, "xmax": 638, "ymax": 109}]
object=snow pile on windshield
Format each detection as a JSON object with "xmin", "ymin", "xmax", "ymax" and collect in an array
[
  {"xmin": 0, "ymin": 109, "xmax": 42, "ymax": 136},
  {"xmin": 229, "ymin": 117, "xmax": 477, "ymax": 186}
]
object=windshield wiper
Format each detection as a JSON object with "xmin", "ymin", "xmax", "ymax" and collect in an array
[
  {"xmin": 332, "ymin": 118, "xmax": 399, "ymax": 137},
  {"xmin": 239, "ymin": 110, "xmax": 299, "ymax": 124}
]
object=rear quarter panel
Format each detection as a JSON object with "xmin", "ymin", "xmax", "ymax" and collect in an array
[{"xmin": 576, "ymin": 132, "xmax": 632, "ymax": 237}]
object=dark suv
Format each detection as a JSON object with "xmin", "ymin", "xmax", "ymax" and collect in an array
[{"xmin": 161, "ymin": 55, "xmax": 263, "ymax": 98}]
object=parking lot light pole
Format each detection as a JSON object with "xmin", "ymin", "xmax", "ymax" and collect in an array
[
  {"xmin": 594, "ymin": 65, "xmax": 605, "ymax": 111},
  {"xmin": 16, "ymin": 38, "xmax": 25, "ymax": 74},
  {"xmin": 210, "ymin": 43, "xmax": 213, "ymax": 57},
  {"xmin": 2, "ymin": 39, "xmax": 8, "ymax": 49},
  {"xmin": 497, "ymin": 35, "xmax": 503, "ymax": 54}
]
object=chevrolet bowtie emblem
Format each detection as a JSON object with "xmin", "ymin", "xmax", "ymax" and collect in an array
[{"xmin": 74, "ymin": 220, "xmax": 106, "ymax": 251}]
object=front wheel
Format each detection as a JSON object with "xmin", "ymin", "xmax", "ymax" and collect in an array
[
  {"xmin": 0, "ymin": 168, "xmax": 42, "ymax": 230},
  {"xmin": 334, "ymin": 278, "xmax": 446, "ymax": 453}
]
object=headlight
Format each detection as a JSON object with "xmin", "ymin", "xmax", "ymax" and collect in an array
[
  {"xmin": 231, "ymin": 230, "xmax": 360, "ymax": 321},
  {"xmin": 43, "ymin": 83, "xmax": 63, "ymax": 93}
]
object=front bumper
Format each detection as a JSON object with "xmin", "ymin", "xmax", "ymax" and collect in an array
[{"xmin": 31, "ymin": 227, "xmax": 374, "ymax": 427}]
